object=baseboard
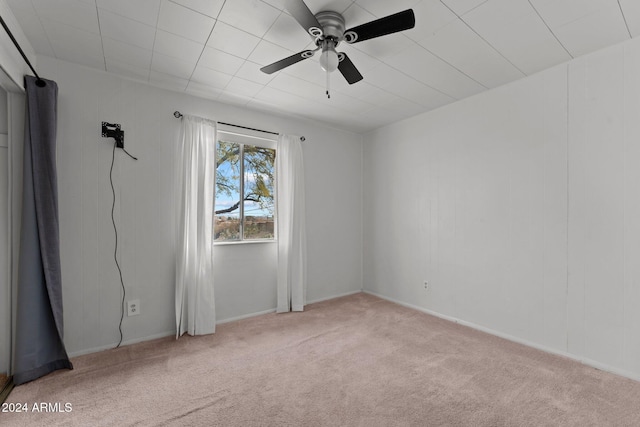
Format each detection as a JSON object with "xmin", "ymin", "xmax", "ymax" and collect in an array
[
  {"xmin": 306, "ymin": 289, "xmax": 363, "ymax": 305},
  {"xmin": 68, "ymin": 290, "xmax": 364, "ymax": 359},
  {"xmin": 218, "ymin": 290, "xmax": 363, "ymax": 323},
  {"xmin": 217, "ymin": 308, "xmax": 277, "ymax": 325},
  {"xmin": 0, "ymin": 377, "xmax": 14, "ymax": 404},
  {"xmin": 68, "ymin": 330, "xmax": 175, "ymax": 358},
  {"xmin": 363, "ymin": 290, "xmax": 640, "ymax": 383}
]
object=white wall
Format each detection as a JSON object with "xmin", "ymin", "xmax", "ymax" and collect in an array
[
  {"xmin": 36, "ymin": 56, "xmax": 363, "ymax": 356},
  {"xmin": 364, "ymin": 36, "xmax": 640, "ymax": 379}
]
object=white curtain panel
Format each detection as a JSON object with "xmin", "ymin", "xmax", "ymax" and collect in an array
[
  {"xmin": 276, "ymin": 134, "xmax": 307, "ymax": 313},
  {"xmin": 175, "ymin": 115, "xmax": 217, "ymax": 337}
]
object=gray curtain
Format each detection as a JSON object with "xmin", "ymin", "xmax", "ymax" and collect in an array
[{"xmin": 13, "ymin": 76, "xmax": 72, "ymax": 385}]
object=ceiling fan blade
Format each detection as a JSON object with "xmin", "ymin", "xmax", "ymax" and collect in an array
[
  {"xmin": 338, "ymin": 53, "xmax": 363, "ymax": 85},
  {"xmin": 344, "ymin": 9, "xmax": 415, "ymax": 44},
  {"xmin": 260, "ymin": 50, "xmax": 316, "ymax": 74},
  {"xmin": 286, "ymin": 0, "xmax": 323, "ymax": 37}
]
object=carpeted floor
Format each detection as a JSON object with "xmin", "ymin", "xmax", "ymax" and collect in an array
[{"xmin": 3, "ymin": 292, "xmax": 640, "ymax": 426}]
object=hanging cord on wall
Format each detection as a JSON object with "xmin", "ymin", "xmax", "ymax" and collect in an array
[
  {"xmin": 121, "ymin": 147, "xmax": 137, "ymax": 161},
  {"xmin": 101, "ymin": 122, "xmax": 137, "ymax": 348},
  {"xmin": 110, "ymin": 140, "xmax": 127, "ymax": 348}
]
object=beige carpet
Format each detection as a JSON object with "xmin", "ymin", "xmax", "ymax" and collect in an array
[{"xmin": 3, "ymin": 292, "xmax": 640, "ymax": 426}]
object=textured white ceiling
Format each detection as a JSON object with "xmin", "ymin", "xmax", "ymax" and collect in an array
[{"xmin": 6, "ymin": 0, "xmax": 640, "ymax": 133}]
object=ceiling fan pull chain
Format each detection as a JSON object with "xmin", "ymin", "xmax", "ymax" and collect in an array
[{"xmin": 326, "ymin": 68, "xmax": 331, "ymax": 99}]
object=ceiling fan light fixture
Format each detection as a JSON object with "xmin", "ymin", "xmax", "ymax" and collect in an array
[{"xmin": 319, "ymin": 40, "xmax": 339, "ymax": 72}]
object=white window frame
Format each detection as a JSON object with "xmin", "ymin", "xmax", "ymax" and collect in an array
[{"xmin": 214, "ymin": 124, "xmax": 277, "ymax": 245}]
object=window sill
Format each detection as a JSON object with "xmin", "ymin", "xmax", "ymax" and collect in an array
[{"xmin": 214, "ymin": 239, "xmax": 277, "ymax": 246}]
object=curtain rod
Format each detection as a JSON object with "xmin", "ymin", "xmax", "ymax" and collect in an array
[
  {"xmin": 173, "ymin": 111, "xmax": 306, "ymax": 142},
  {"xmin": 0, "ymin": 14, "xmax": 45, "ymax": 87}
]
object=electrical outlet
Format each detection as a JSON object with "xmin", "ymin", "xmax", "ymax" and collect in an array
[
  {"xmin": 423, "ymin": 281, "xmax": 429, "ymax": 290},
  {"xmin": 127, "ymin": 299, "xmax": 140, "ymax": 316}
]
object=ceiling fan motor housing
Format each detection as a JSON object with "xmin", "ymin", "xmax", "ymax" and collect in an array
[{"xmin": 314, "ymin": 11, "xmax": 345, "ymax": 42}]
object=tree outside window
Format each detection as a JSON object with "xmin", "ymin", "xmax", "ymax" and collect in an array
[{"xmin": 214, "ymin": 139, "xmax": 275, "ymax": 241}]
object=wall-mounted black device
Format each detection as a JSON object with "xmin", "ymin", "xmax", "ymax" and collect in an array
[{"xmin": 102, "ymin": 122, "xmax": 124, "ymax": 148}]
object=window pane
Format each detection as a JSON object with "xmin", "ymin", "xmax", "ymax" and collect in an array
[
  {"xmin": 243, "ymin": 145, "xmax": 275, "ymax": 240},
  {"xmin": 214, "ymin": 141, "xmax": 241, "ymax": 241}
]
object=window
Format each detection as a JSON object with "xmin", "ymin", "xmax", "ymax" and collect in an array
[{"xmin": 214, "ymin": 127, "xmax": 276, "ymax": 242}]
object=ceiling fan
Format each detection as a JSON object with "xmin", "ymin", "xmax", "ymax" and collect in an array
[{"xmin": 260, "ymin": 0, "xmax": 416, "ymax": 97}]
